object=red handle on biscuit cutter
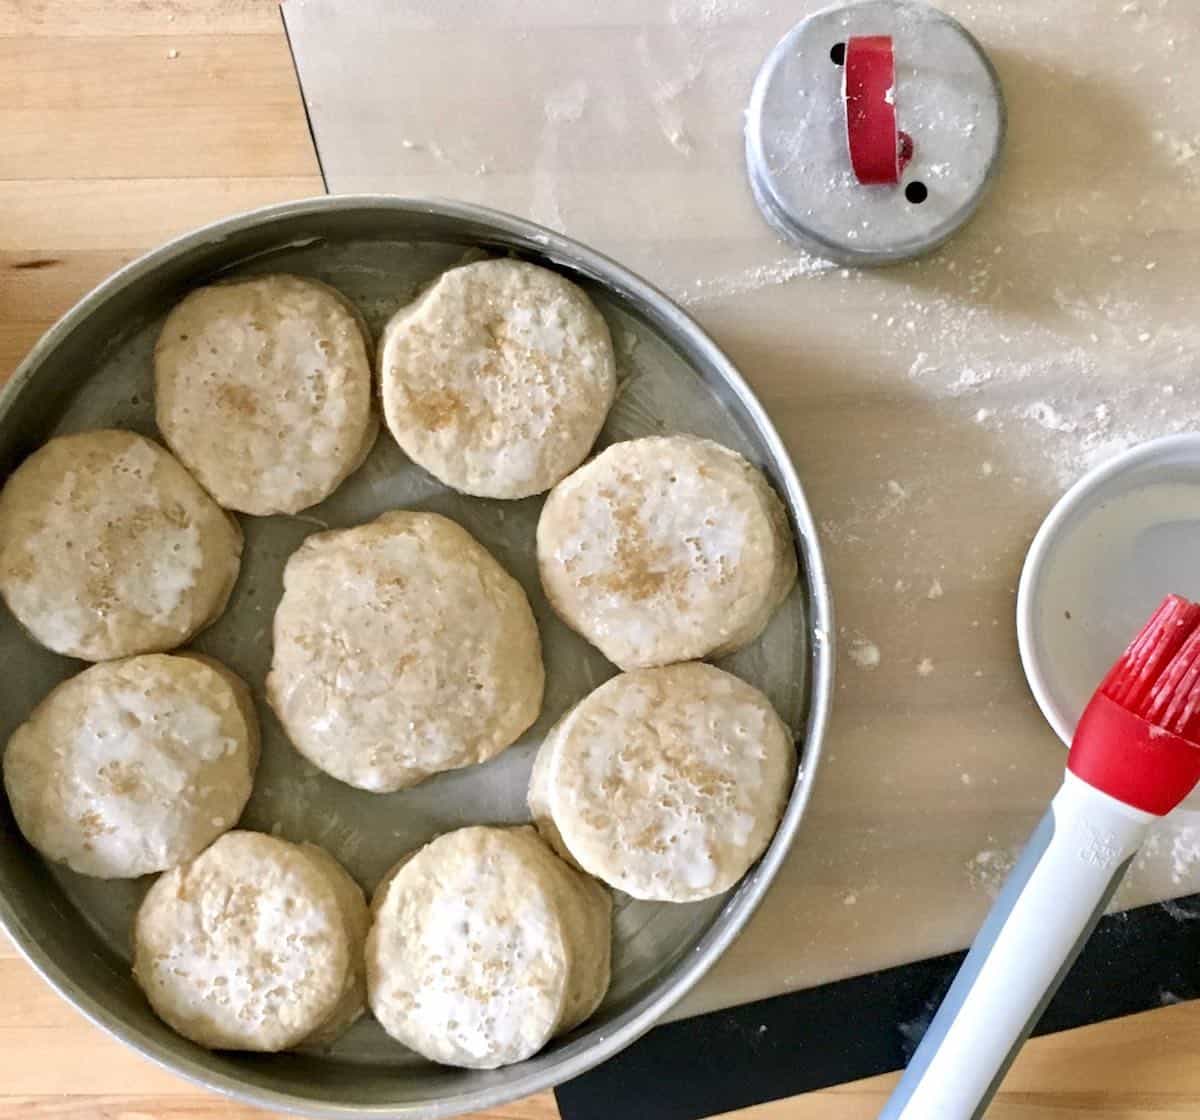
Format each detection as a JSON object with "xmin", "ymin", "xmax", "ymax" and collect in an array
[{"xmin": 844, "ymin": 35, "xmax": 913, "ymax": 185}]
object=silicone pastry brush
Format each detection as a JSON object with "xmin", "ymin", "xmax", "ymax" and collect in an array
[{"xmin": 881, "ymin": 593, "xmax": 1200, "ymax": 1120}]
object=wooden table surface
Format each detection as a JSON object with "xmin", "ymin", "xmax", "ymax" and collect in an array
[{"xmin": 3, "ymin": 1, "xmax": 1200, "ymax": 1117}]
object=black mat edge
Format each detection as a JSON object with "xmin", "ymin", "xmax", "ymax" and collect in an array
[{"xmin": 556, "ymin": 892, "xmax": 1200, "ymax": 1120}]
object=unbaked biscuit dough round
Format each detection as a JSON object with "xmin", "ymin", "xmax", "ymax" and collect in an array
[
  {"xmin": 378, "ymin": 259, "xmax": 617, "ymax": 499},
  {"xmin": 133, "ymin": 832, "xmax": 357, "ymax": 1052},
  {"xmin": 0, "ymin": 430, "xmax": 242, "ymax": 661},
  {"xmin": 298, "ymin": 842, "xmax": 370, "ymax": 1045},
  {"xmin": 267, "ymin": 511, "xmax": 544, "ymax": 793},
  {"xmin": 537, "ymin": 435, "xmax": 797, "ymax": 670},
  {"xmin": 3, "ymin": 654, "xmax": 258, "ymax": 879},
  {"xmin": 504, "ymin": 826, "xmax": 612, "ymax": 1032},
  {"xmin": 155, "ymin": 274, "xmax": 377, "ymax": 516},
  {"xmin": 366, "ymin": 826, "xmax": 610, "ymax": 1069},
  {"xmin": 529, "ymin": 663, "xmax": 795, "ymax": 903}
]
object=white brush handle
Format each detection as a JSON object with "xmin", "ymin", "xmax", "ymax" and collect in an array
[{"xmin": 880, "ymin": 770, "xmax": 1153, "ymax": 1120}]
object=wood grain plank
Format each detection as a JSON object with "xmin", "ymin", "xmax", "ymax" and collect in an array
[
  {"xmin": 0, "ymin": 107, "xmax": 318, "ymax": 179},
  {"xmin": 0, "ymin": 954, "xmax": 561, "ymax": 1115},
  {"xmin": 0, "ymin": 250, "xmax": 142, "ymax": 380},
  {"xmin": 0, "ymin": 1025, "xmax": 195, "ymax": 1097},
  {"xmin": 0, "ymin": 35, "xmax": 308, "ymax": 109},
  {"xmin": 0, "ymin": 178, "xmax": 324, "ymax": 252},
  {"xmin": 1, "ymin": 321, "xmax": 62, "ymax": 381},
  {"xmin": 0, "ymin": 959, "xmax": 558, "ymax": 1115},
  {"xmin": 0, "ymin": 251, "xmax": 141, "ymax": 317},
  {"xmin": 0, "ymin": 1100, "xmax": 293, "ymax": 1120},
  {"xmin": 0, "ymin": 33, "xmax": 315, "ymax": 179},
  {"xmin": 0, "ymin": 1098, "xmax": 561, "ymax": 1120},
  {"xmin": 0, "ymin": 1096, "xmax": 560, "ymax": 1120},
  {"xmin": 0, "ymin": 958, "xmax": 94, "ymax": 1023},
  {"xmin": 0, "ymin": 0, "xmax": 285, "ymax": 37}
]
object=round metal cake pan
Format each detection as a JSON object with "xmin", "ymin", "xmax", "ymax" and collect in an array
[{"xmin": 0, "ymin": 195, "xmax": 834, "ymax": 1118}]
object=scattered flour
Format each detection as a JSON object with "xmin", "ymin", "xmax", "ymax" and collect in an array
[
  {"xmin": 668, "ymin": 0, "xmax": 759, "ymax": 26},
  {"xmin": 948, "ymin": 367, "xmax": 991, "ymax": 394},
  {"xmin": 1129, "ymin": 820, "xmax": 1200, "ymax": 897},
  {"xmin": 683, "ymin": 255, "xmax": 836, "ymax": 306},
  {"xmin": 882, "ymin": 245, "xmax": 1198, "ymax": 495},
  {"xmin": 634, "ymin": 33, "xmax": 703, "ymax": 155},
  {"xmin": 1022, "ymin": 401, "xmax": 1078, "ymax": 433},
  {"xmin": 968, "ymin": 847, "xmax": 1017, "ymax": 895},
  {"xmin": 927, "ymin": 578, "xmax": 944, "ymax": 600},
  {"xmin": 531, "ymin": 79, "xmax": 590, "ymax": 230},
  {"xmin": 544, "ymin": 80, "xmax": 589, "ymax": 124},
  {"xmin": 1168, "ymin": 826, "xmax": 1200, "ymax": 885},
  {"xmin": 917, "ymin": 657, "xmax": 934, "ymax": 677},
  {"xmin": 909, "ymin": 352, "xmax": 938, "ymax": 378},
  {"xmin": 1153, "ymin": 128, "xmax": 1200, "ymax": 165},
  {"xmin": 848, "ymin": 638, "xmax": 881, "ymax": 670}
]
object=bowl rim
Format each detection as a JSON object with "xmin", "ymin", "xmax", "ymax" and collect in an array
[{"xmin": 0, "ymin": 193, "xmax": 835, "ymax": 1118}]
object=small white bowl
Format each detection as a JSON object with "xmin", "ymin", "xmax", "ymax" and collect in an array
[{"xmin": 1017, "ymin": 435, "xmax": 1200, "ymax": 773}]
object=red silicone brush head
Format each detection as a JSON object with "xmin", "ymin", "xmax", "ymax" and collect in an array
[
  {"xmin": 1098, "ymin": 594, "xmax": 1200, "ymax": 738},
  {"xmin": 1070, "ymin": 594, "xmax": 1200, "ymax": 815}
]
